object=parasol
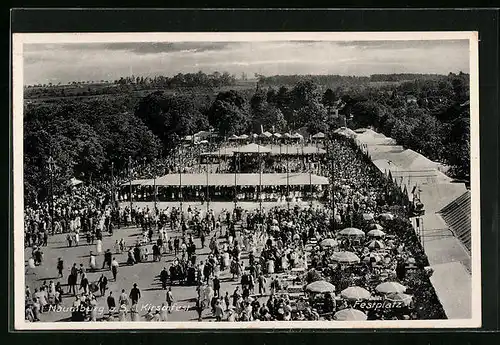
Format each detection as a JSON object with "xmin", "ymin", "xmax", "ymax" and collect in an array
[
  {"xmin": 363, "ymin": 252, "xmax": 382, "ymax": 263},
  {"xmin": 362, "ymin": 213, "xmax": 374, "ymax": 221},
  {"xmin": 334, "ymin": 308, "xmax": 367, "ymax": 321},
  {"xmin": 331, "ymin": 251, "xmax": 360, "ymax": 264},
  {"xmin": 385, "ymin": 293, "xmax": 413, "ymax": 306},
  {"xmin": 369, "ymin": 223, "xmax": 384, "ymax": 231},
  {"xmin": 320, "ymin": 238, "xmax": 339, "ymax": 248},
  {"xmin": 305, "ymin": 280, "xmax": 336, "ymax": 294},
  {"xmin": 379, "ymin": 213, "xmax": 394, "ymax": 221},
  {"xmin": 367, "ymin": 229, "xmax": 386, "ymax": 238},
  {"xmin": 368, "ymin": 240, "xmax": 385, "ymax": 250},
  {"xmin": 339, "ymin": 227, "xmax": 365, "ymax": 237},
  {"xmin": 340, "ymin": 286, "xmax": 371, "ymax": 301},
  {"xmin": 375, "ymin": 282, "xmax": 407, "ymax": 294}
]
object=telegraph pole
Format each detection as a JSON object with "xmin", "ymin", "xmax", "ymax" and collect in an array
[
  {"xmin": 286, "ymin": 142, "xmax": 290, "ymax": 211},
  {"xmin": 153, "ymin": 158, "xmax": 157, "ymax": 214},
  {"xmin": 47, "ymin": 156, "xmax": 55, "ymax": 235},
  {"xmin": 128, "ymin": 156, "xmax": 133, "ymax": 211},
  {"xmin": 258, "ymin": 143, "xmax": 262, "ymax": 214},
  {"xmin": 111, "ymin": 162, "xmax": 115, "ymax": 210}
]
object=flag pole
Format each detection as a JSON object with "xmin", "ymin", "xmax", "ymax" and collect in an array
[
  {"xmin": 286, "ymin": 140, "xmax": 290, "ymax": 211},
  {"xmin": 259, "ymin": 143, "xmax": 262, "ymax": 214}
]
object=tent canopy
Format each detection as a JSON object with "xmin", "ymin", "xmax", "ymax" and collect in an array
[
  {"xmin": 121, "ymin": 179, "xmax": 152, "ymax": 186},
  {"xmin": 273, "ymin": 133, "xmax": 282, "ymax": 138},
  {"xmin": 312, "ymin": 132, "xmax": 326, "ymax": 139},
  {"xmin": 141, "ymin": 173, "xmax": 329, "ymax": 187},
  {"xmin": 236, "ymin": 143, "xmax": 271, "ymax": 154}
]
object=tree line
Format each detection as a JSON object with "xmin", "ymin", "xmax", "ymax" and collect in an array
[{"xmin": 24, "ymin": 72, "xmax": 470, "ymax": 204}]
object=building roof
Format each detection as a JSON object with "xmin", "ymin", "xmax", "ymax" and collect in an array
[
  {"xmin": 439, "ymin": 191, "xmax": 471, "ymax": 252},
  {"xmin": 429, "ymin": 261, "xmax": 472, "ymax": 319},
  {"xmin": 418, "ymin": 183, "xmax": 468, "ymax": 213}
]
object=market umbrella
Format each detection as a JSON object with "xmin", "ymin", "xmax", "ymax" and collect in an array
[
  {"xmin": 385, "ymin": 293, "xmax": 413, "ymax": 306},
  {"xmin": 305, "ymin": 280, "xmax": 336, "ymax": 294},
  {"xmin": 379, "ymin": 213, "xmax": 394, "ymax": 221},
  {"xmin": 273, "ymin": 133, "xmax": 282, "ymax": 138},
  {"xmin": 367, "ymin": 229, "xmax": 386, "ymax": 238},
  {"xmin": 331, "ymin": 251, "xmax": 360, "ymax": 264},
  {"xmin": 334, "ymin": 308, "xmax": 367, "ymax": 321},
  {"xmin": 339, "ymin": 227, "xmax": 365, "ymax": 237},
  {"xmin": 362, "ymin": 213, "xmax": 374, "ymax": 221},
  {"xmin": 406, "ymin": 257, "xmax": 416, "ymax": 265},
  {"xmin": 375, "ymin": 282, "xmax": 407, "ymax": 294},
  {"xmin": 368, "ymin": 240, "xmax": 385, "ymax": 250},
  {"xmin": 320, "ymin": 238, "xmax": 339, "ymax": 248},
  {"xmin": 363, "ymin": 252, "xmax": 382, "ymax": 263},
  {"xmin": 340, "ymin": 286, "xmax": 371, "ymax": 300},
  {"xmin": 369, "ymin": 223, "xmax": 384, "ymax": 231}
]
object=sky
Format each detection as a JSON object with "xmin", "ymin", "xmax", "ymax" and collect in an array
[{"xmin": 23, "ymin": 40, "xmax": 470, "ymax": 85}]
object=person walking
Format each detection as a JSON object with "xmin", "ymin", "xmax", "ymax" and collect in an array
[
  {"xmin": 57, "ymin": 258, "xmax": 64, "ymax": 278},
  {"xmin": 213, "ymin": 276, "xmax": 221, "ymax": 297},
  {"xmin": 160, "ymin": 267, "xmax": 169, "ymax": 290},
  {"xmin": 111, "ymin": 257, "xmax": 119, "ymax": 281},
  {"xmin": 129, "ymin": 283, "xmax": 141, "ymax": 305},
  {"xmin": 119, "ymin": 289, "xmax": 129, "ymax": 307},
  {"xmin": 79, "ymin": 273, "xmax": 89, "ymax": 294},
  {"xmin": 166, "ymin": 287, "xmax": 174, "ymax": 313},
  {"xmin": 106, "ymin": 291, "xmax": 116, "ymax": 316},
  {"xmin": 98, "ymin": 274, "xmax": 108, "ymax": 296},
  {"xmin": 68, "ymin": 263, "xmax": 78, "ymax": 295},
  {"xmin": 102, "ymin": 249, "xmax": 112, "ymax": 270}
]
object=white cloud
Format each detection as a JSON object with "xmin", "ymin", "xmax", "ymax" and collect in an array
[{"xmin": 23, "ymin": 40, "xmax": 470, "ymax": 85}]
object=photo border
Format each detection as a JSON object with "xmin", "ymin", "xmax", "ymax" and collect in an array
[{"xmin": 8, "ymin": 9, "xmax": 499, "ymax": 335}]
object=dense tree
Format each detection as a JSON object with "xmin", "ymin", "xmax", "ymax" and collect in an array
[
  {"xmin": 322, "ymin": 88, "xmax": 337, "ymax": 107},
  {"xmin": 23, "ymin": 97, "xmax": 162, "ymax": 203},
  {"xmin": 135, "ymin": 92, "xmax": 209, "ymax": 150},
  {"xmin": 208, "ymin": 90, "xmax": 251, "ymax": 136}
]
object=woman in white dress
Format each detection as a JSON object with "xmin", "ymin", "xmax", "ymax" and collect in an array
[
  {"xmin": 89, "ymin": 252, "xmax": 96, "ymax": 270},
  {"xmin": 223, "ymin": 251, "xmax": 230, "ymax": 270},
  {"xmin": 89, "ymin": 295, "xmax": 98, "ymax": 321},
  {"xmin": 96, "ymin": 239, "xmax": 103, "ymax": 254},
  {"xmin": 28, "ymin": 256, "xmax": 36, "ymax": 270}
]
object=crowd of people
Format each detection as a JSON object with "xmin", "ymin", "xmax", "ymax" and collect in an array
[{"xmin": 24, "ymin": 133, "xmax": 446, "ymax": 323}]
